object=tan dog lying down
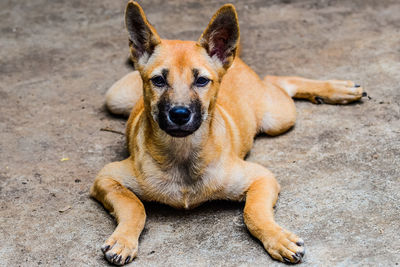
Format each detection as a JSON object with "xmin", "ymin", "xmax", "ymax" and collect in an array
[{"xmin": 91, "ymin": 1, "xmax": 365, "ymax": 265}]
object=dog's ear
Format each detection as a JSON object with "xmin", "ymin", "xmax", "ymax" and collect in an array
[
  {"xmin": 198, "ymin": 4, "xmax": 240, "ymax": 69},
  {"xmin": 125, "ymin": 1, "xmax": 161, "ymax": 65}
]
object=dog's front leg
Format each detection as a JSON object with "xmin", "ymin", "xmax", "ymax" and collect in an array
[
  {"xmin": 90, "ymin": 160, "xmax": 145, "ymax": 265},
  {"xmin": 243, "ymin": 165, "xmax": 305, "ymax": 264}
]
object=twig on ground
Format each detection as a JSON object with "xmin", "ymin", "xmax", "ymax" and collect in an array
[{"xmin": 100, "ymin": 127, "xmax": 125, "ymax": 135}]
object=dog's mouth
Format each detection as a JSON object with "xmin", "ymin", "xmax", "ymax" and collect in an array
[
  {"xmin": 157, "ymin": 103, "xmax": 203, "ymax": 138},
  {"xmin": 165, "ymin": 128, "xmax": 196, "ymax": 138},
  {"xmin": 158, "ymin": 113, "xmax": 202, "ymax": 138}
]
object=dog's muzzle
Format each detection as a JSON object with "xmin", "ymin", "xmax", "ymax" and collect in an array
[{"xmin": 157, "ymin": 101, "xmax": 203, "ymax": 138}]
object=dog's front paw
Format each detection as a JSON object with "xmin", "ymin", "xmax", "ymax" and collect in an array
[
  {"xmin": 311, "ymin": 80, "xmax": 365, "ymax": 104},
  {"xmin": 101, "ymin": 232, "xmax": 138, "ymax": 265},
  {"xmin": 262, "ymin": 225, "xmax": 305, "ymax": 264}
]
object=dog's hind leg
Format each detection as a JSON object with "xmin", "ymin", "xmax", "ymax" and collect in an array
[
  {"xmin": 105, "ymin": 71, "xmax": 143, "ymax": 117},
  {"xmin": 90, "ymin": 159, "xmax": 145, "ymax": 265},
  {"xmin": 255, "ymin": 81, "xmax": 297, "ymax": 136},
  {"xmin": 264, "ymin": 75, "xmax": 365, "ymax": 105}
]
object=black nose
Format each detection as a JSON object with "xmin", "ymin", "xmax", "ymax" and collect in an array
[{"xmin": 169, "ymin": 106, "xmax": 191, "ymax": 125}]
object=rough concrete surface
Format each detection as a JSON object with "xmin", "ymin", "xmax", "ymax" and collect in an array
[{"xmin": 0, "ymin": 0, "xmax": 399, "ymax": 266}]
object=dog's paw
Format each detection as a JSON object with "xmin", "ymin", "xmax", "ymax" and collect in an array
[
  {"xmin": 101, "ymin": 233, "xmax": 138, "ymax": 265},
  {"xmin": 262, "ymin": 225, "xmax": 305, "ymax": 264},
  {"xmin": 311, "ymin": 80, "xmax": 366, "ymax": 104}
]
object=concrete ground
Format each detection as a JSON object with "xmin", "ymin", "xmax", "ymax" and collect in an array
[{"xmin": 1, "ymin": 0, "xmax": 399, "ymax": 266}]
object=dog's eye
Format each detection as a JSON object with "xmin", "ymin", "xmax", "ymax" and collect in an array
[
  {"xmin": 195, "ymin": 77, "xmax": 210, "ymax": 87},
  {"xmin": 151, "ymin": 76, "xmax": 166, "ymax": 87}
]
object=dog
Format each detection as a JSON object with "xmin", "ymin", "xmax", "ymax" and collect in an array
[{"xmin": 90, "ymin": 1, "xmax": 365, "ymax": 265}]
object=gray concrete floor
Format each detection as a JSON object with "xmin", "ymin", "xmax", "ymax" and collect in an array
[{"xmin": 1, "ymin": 0, "xmax": 399, "ymax": 266}]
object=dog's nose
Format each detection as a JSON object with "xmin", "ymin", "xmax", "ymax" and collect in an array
[{"xmin": 169, "ymin": 106, "xmax": 191, "ymax": 125}]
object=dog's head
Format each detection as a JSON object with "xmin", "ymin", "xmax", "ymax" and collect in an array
[{"xmin": 125, "ymin": 1, "xmax": 239, "ymax": 137}]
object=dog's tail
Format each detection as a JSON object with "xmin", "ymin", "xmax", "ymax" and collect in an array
[{"xmin": 105, "ymin": 71, "xmax": 142, "ymax": 117}]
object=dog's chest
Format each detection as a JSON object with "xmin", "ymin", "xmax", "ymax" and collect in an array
[{"xmin": 140, "ymin": 160, "xmax": 219, "ymax": 209}]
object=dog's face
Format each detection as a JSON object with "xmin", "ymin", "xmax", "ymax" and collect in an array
[
  {"xmin": 125, "ymin": 1, "xmax": 239, "ymax": 137},
  {"xmin": 136, "ymin": 40, "xmax": 220, "ymax": 138}
]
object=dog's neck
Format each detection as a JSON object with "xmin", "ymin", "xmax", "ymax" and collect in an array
[{"xmin": 144, "ymin": 113, "xmax": 212, "ymax": 179}]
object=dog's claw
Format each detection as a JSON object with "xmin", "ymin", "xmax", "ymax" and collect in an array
[
  {"xmin": 315, "ymin": 96, "xmax": 324, "ymax": 104},
  {"xmin": 362, "ymin": 92, "xmax": 367, "ymax": 97},
  {"xmin": 292, "ymin": 253, "xmax": 300, "ymax": 262},
  {"xmin": 283, "ymin": 257, "xmax": 291, "ymax": 263},
  {"xmin": 116, "ymin": 255, "xmax": 122, "ymax": 264},
  {"xmin": 106, "ymin": 253, "xmax": 116, "ymax": 262},
  {"xmin": 355, "ymin": 84, "xmax": 361, "ymax": 88},
  {"xmin": 296, "ymin": 239, "xmax": 304, "ymax": 246},
  {"xmin": 101, "ymin": 244, "xmax": 110, "ymax": 253},
  {"xmin": 296, "ymin": 250, "xmax": 305, "ymax": 258},
  {"xmin": 125, "ymin": 256, "xmax": 131, "ymax": 264}
]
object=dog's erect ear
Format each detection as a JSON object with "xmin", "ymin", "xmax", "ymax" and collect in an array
[
  {"xmin": 198, "ymin": 4, "xmax": 240, "ymax": 69},
  {"xmin": 125, "ymin": 1, "xmax": 161, "ymax": 64}
]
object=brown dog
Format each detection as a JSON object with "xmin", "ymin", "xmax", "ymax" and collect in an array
[{"xmin": 91, "ymin": 1, "xmax": 364, "ymax": 265}]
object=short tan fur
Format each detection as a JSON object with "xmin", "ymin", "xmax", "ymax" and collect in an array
[{"xmin": 91, "ymin": 1, "xmax": 364, "ymax": 265}]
